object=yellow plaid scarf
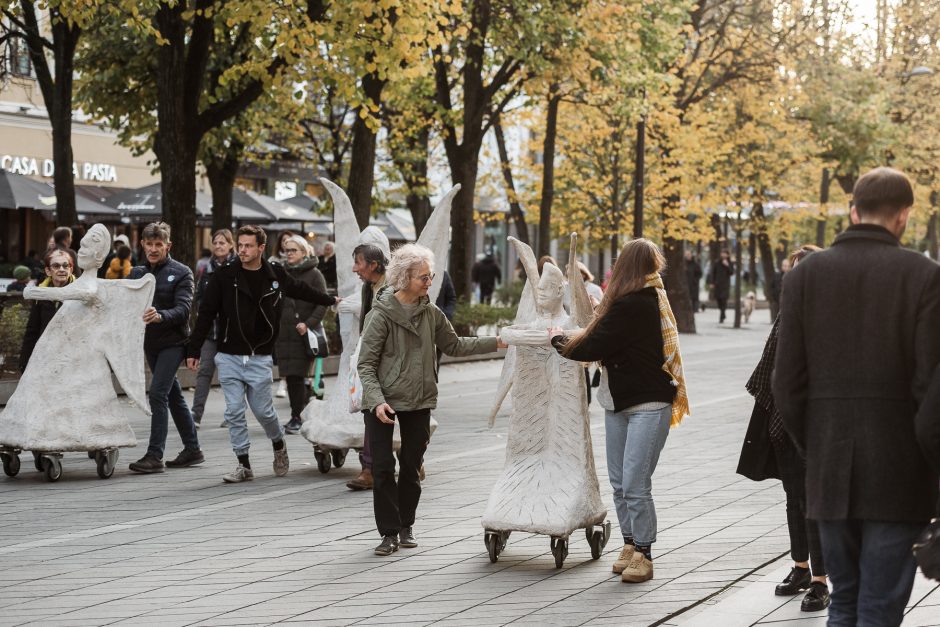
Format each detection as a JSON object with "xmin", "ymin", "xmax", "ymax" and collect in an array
[{"xmin": 644, "ymin": 273, "xmax": 690, "ymax": 427}]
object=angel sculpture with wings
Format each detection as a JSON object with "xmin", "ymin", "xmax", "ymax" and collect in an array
[
  {"xmin": 481, "ymin": 234, "xmax": 610, "ymax": 567},
  {"xmin": 0, "ymin": 223, "xmax": 155, "ymax": 481}
]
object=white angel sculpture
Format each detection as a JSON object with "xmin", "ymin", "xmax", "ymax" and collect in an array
[
  {"xmin": 0, "ymin": 223, "xmax": 155, "ymax": 481},
  {"xmin": 481, "ymin": 234, "xmax": 609, "ymax": 567},
  {"xmin": 300, "ymin": 179, "xmax": 459, "ymax": 471}
]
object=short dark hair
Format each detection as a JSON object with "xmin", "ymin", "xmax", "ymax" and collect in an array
[
  {"xmin": 117, "ymin": 245, "xmax": 131, "ymax": 261},
  {"xmin": 237, "ymin": 225, "xmax": 267, "ymax": 247},
  {"xmin": 141, "ymin": 221, "xmax": 172, "ymax": 242},
  {"xmin": 52, "ymin": 226, "xmax": 72, "ymax": 246},
  {"xmin": 44, "ymin": 247, "xmax": 73, "ymax": 269},
  {"xmin": 852, "ymin": 167, "xmax": 914, "ymax": 218},
  {"xmin": 353, "ymin": 243, "xmax": 387, "ymax": 274}
]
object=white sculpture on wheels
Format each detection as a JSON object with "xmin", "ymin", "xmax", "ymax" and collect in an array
[
  {"xmin": 300, "ymin": 180, "xmax": 458, "ymax": 466},
  {"xmin": 482, "ymin": 234, "xmax": 609, "ymax": 567},
  {"xmin": 0, "ymin": 223, "xmax": 155, "ymax": 481}
]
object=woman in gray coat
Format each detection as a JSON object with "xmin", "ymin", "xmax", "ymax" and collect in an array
[{"xmin": 276, "ymin": 235, "xmax": 328, "ymax": 434}]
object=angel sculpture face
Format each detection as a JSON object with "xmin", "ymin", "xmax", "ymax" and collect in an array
[
  {"xmin": 77, "ymin": 224, "xmax": 111, "ymax": 272},
  {"xmin": 536, "ymin": 263, "xmax": 565, "ymax": 317}
]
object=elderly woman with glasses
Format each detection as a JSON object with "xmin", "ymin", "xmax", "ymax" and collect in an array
[
  {"xmin": 275, "ymin": 235, "xmax": 329, "ymax": 435},
  {"xmin": 358, "ymin": 243, "xmax": 506, "ymax": 556},
  {"xmin": 19, "ymin": 248, "xmax": 75, "ymax": 372}
]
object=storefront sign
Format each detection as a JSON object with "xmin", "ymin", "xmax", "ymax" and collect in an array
[{"xmin": 0, "ymin": 154, "xmax": 118, "ymax": 182}]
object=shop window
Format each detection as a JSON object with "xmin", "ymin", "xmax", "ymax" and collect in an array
[{"xmin": 6, "ymin": 37, "xmax": 33, "ymax": 77}]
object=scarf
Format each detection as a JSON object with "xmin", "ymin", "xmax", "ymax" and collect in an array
[
  {"xmin": 745, "ymin": 316, "xmax": 785, "ymax": 444},
  {"xmin": 644, "ymin": 273, "xmax": 690, "ymax": 427}
]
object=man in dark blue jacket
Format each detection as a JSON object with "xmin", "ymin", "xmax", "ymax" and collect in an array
[{"xmin": 128, "ymin": 222, "xmax": 203, "ymax": 473}]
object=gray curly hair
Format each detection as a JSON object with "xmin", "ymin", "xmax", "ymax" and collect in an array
[{"xmin": 386, "ymin": 243, "xmax": 434, "ymax": 291}]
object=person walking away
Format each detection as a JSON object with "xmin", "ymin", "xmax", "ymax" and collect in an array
[
  {"xmin": 277, "ymin": 236, "xmax": 329, "ymax": 435},
  {"xmin": 186, "ymin": 225, "xmax": 338, "ymax": 483},
  {"xmin": 128, "ymin": 222, "xmax": 204, "ymax": 473},
  {"xmin": 318, "ymin": 241, "xmax": 338, "ymax": 291},
  {"xmin": 737, "ymin": 245, "xmax": 830, "ymax": 612},
  {"xmin": 189, "ymin": 229, "xmax": 235, "ymax": 428},
  {"xmin": 774, "ymin": 167, "xmax": 940, "ymax": 627},
  {"xmin": 105, "ymin": 245, "xmax": 132, "ymax": 279},
  {"xmin": 707, "ymin": 249, "xmax": 733, "ymax": 323},
  {"xmin": 549, "ymin": 238, "xmax": 689, "ymax": 584},
  {"xmin": 471, "ymin": 254, "xmax": 501, "ymax": 304},
  {"xmin": 683, "ymin": 250, "xmax": 702, "ymax": 312},
  {"xmin": 19, "ymin": 249, "xmax": 74, "ymax": 371},
  {"xmin": 358, "ymin": 244, "xmax": 503, "ymax": 556},
  {"xmin": 346, "ymin": 235, "xmax": 389, "ymax": 491}
]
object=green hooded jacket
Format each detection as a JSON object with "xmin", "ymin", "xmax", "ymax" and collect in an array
[{"xmin": 358, "ymin": 289, "xmax": 498, "ymax": 412}]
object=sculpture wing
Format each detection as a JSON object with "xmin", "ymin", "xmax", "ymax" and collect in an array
[
  {"xmin": 566, "ymin": 233, "xmax": 593, "ymax": 328},
  {"xmin": 509, "ymin": 236, "xmax": 540, "ymax": 297},
  {"xmin": 417, "ymin": 184, "xmax": 459, "ymax": 303},
  {"xmin": 101, "ymin": 275, "xmax": 156, "ymax": 415},
  {"xmin": 322, "ymin": 178, "xmax": 360, "ymax": 299}
]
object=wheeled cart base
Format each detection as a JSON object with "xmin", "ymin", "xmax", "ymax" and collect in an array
[
  {"xmin": 484, "ymin": 520, "xmax": 612, "ymax": 568},
  {"xmin": 312, "ymin": 445, "xmax": 354, "ymax": 474},
  {"xmin": 0, "ymin": 447, "xmax": 120, "ymax": 482}
]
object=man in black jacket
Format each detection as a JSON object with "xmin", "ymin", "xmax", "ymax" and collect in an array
[
  {"xmin": 774, "ymin": 167, "xmax": 940, "ymax": 627},
  {"xmin": 186, "ymin": 225, "xmax": 338, "ymax": 483},
  {"xmin": 128, "ymin": 222, "xmax": 203, "ymax": 473}
]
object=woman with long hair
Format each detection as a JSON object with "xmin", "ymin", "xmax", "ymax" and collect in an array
[{"xmin": 550, "ymin": 238, "xmax": 689, "ymax": 583}]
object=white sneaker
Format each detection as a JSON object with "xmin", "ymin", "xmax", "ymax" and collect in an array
[
  {"xmin": 275, "ymin": 379, "xmax": 287, "ymax": 398},
  {"xmin": 222, "ymin": 464, "xmax": 254, "ymax": 483}
]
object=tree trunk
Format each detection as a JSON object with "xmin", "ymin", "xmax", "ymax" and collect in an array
[
  {"xmin": 346, "ymin": 73, "xmax": 385, "ymax": 230},
  {"xmin": 449, "ymin": 155, "xmax": 480, "ymax": 299},
  {"xmin": 929, "ymin": 192, "xmax": 939, "ymax": 260},
  {"xmin": 816, "ymin": 167, "xmax": 831, "ymax": 247},
  {"xmin": 752, "ymin": 202, "xmax": 779, "ymax": 319},
  {"xmin": 51, "ymin": 18, "xmax": 78, "ymax": 227},
  {"xmin": 536, "ymin": 88, "xmax": 560, "ymax": 258},
  {"xmin": 747, "ymin": 233, "xmax": 757, "ymax": 287},
  {"xmin": 733, "ymin": 227, "xmax": 743, "ymax": 328},
  {"xmin": 709, "ymin": 213, "xmax": 722, "ymax": 264},
  {"xmin": 663, "ymin": 236, "xmax": 696, "ymax": 333},
  {"xmin": 493, "ymin": 119, "xmax": 530, "ymax": 245},
  {"xmin": 206, "ymin": 147, "xmax": 241, "ymax": 232}
]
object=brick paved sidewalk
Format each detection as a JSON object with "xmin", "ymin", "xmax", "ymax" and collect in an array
[{"xmin": 0, "ymin": 313, "xmax": 936, "ymax": 626}]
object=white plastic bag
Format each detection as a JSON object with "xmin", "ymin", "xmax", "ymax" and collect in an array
[{"xmin": 348, "ymin": 338, "xmax": 364, "ymax": 413}]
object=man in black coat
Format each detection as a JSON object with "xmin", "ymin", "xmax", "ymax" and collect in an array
[
  {"xmin": 707, "ymin": 249, "xmax": 734, "ymax": 323},
  {"xmin": 471, "ymin": 254, "xmax": 501, "ymax": 304},
  {"xmin": 773, "ymin": 167, "xmax": 940, "ymax": 627},
  {"xmin": 128, "ymin": 222, "xmax": 203, "ymax": 474},
  {"xmin": 683, "ymin": 250, "xmax": 702, "ymax": 312}
]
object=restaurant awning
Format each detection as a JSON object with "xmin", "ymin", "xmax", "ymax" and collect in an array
[{"xmin": 0, "ymin": 169, "xmax": 119, "ymax": 215}]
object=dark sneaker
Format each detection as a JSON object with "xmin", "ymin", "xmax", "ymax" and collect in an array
[
  {"xmin": 399, "ymin": 526, "xmax": 418, "ymax": 548},
  {"xmin": 165, "ymin": 448, "xmax": 205, "ymax": 468},
  {"xmin": 801, "ymin": 581, "xmax": 831, "ymax": 612},
  {"xmin": 129, "ymin": 454, "xmax": 164, "ymax": 474},
  {"xmin": 283, "ymin": 416, "xmax": 302, "ymax": 435},
  {"xmin": 193, "ymin": 416, "xmax": 202, "ymax": 430},
  {"xmin": 374, "ymin": 535, "xmax": 399, "ymax": 556},
  {"xmin": 775, "ymin": 566, "xmax": 811, "ymax": 596}
]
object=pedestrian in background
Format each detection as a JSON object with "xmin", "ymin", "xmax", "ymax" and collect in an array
[
  {"xmin": 358, "ymin": 243, "xmax": 502, "ymax": 556},
  {"xmin": 186, "ymin": 225, "xmax": 338, "ymax": 483},
  {"xmin": 318, "ymin": 241, "xmax": 337, "ymax": 291},
  {"xmin": 684, "ymin": 250, "xmax": 702, "ymax": 312},
  {"xmin": 6, "ymin": 266, "xmax": 31, "ymax": 292},
  {"xmin": 128, "ymin": 222, "xmax": 204, "ymax": 474},
  {"xmin": 707, "ymin": 249, "xmax": 734, "ymax": 323},
  {"xmin": 105, "ymin": 245, "xmax": 132, "ymax": 279},
  {"xmin": 277, "ymin": 235, "xmax": 329, "ymax": 435},
  {"xmin": 189, "ymin": 229, "xmax": 235, "ymax": 429},
  {"xmin": 737, "ymin": 244, "xmax": 829, "ymax": 613},
  {"xmin": 19, "ymin": 249, "xmax": 74, "ymax": 371},
  {"xmin": 774, "ymin": 167, "xmax": 940, "ymax": 627},
  {"xmin": 550, "ymin": 238, "xmax": 688, "ymax": 584},
  {"xmin": 472, "ymin": 253, "xmax": 501, "ymax": 304}
]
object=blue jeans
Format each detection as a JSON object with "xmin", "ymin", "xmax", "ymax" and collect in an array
[
  {"xmin": 146, "ymin": 346, "xmax": 199, "ymax": 459},
  {"xmin": 215, "ymin": 353, "xmax": 283, "ymax": 456},
  {"xmin": 817, "ymin": 519, "xmax": 923, "ymax": 627},
  {"xmin": 605, "ymin": 404, "xmax": 671, "ymax": 545}
]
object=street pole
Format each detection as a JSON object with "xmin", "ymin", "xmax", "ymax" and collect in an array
[
  {"xmin": 633, "ymin": 117, "xmax": 645, "ymax": 239},
  {"xmin": 733, "ymin": 218, "xmax": 743, "ymax": 329}
]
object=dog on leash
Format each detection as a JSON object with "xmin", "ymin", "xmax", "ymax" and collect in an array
[{"xmin": 741, "ymin": 291, "xmax": 756, "ymax": 323}]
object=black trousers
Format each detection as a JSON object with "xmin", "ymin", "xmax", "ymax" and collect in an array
[
  {"xmin": 286, "ymin": 375, "xmax": 309, "ymax": 418},
  {"xmin": 368, "ymin": 408, "xmax": 431, "ymax": 537},
  {"xmin": 773, "ymin": 436, "xmax": 826, "ymax": 576},
  {"xmin": 716, "ymin": 297, "xmax": 728, "ymax": 322}
]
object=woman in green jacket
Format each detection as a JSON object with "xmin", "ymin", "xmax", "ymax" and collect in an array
[{"xmin": 358, "ymin": 243, "xmax": 504, "ymax": 556}]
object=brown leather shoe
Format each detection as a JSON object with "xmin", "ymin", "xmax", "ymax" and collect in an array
[
  {"xmin": 419, "ymin": 464, "xmax": 426, "ymax": 481},
  {"xmin": 346, "ymin": 467, "xmax": 373, "ymax": 491}
]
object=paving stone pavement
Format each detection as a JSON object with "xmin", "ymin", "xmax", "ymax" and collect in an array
[{"xmin": 0, "ymin": 312, "xmax": 937, "ymax": 626}]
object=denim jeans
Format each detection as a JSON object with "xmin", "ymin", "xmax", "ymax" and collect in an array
[
  {"xmin": 817, "ymin": 519, "xmax": 923, "ymax": 627},
  {"xmin": 368, "ymin": 408, "xmax": 430, "ymax": 537},
  {"xmin": 146, "ymin": 346, "xmax": 199, "ymax": 459},
  {"xmin": 605, "ymin": 404, "xmax": 671, "ymax": 545},
  {"xmin": 215, "ymin": 352, "xmax": 284, "ymax": 456},
  {"xmin": 190, "ymin": 339, "xmax": 218, "ymax": 422}
]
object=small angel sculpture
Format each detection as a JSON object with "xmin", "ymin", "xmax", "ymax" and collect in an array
[
  {"xmin": 481, "ymin": 234, "xmax": 608, "ymax": 565},
  {"xmin": 0, "ymin": 224, "xmax": 154, "ymax": 455}
]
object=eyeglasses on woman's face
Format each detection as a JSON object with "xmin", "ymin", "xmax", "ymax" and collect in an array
[
  {"xmin": 283, "ymin": 247, "xmax": 303, "ymax": 255},
  {"xmin": 49, "ymin": 262, "xmax": 71, "ymax": 271},
  {"xmin": 415, "ymin": 272, "xmax": 435, "ymax": 284}
]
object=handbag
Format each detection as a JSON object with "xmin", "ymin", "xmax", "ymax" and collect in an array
[
  {"xmin": 913, "ymin": 518, "xmax": 940, "ymax": 581},
  {"xmin": 348, "ymin": 338, "xmax": 364, "ymax": 413},
  {"xmin": 304, "ymin": 323, "xmax": 329, "ymax": 358}
]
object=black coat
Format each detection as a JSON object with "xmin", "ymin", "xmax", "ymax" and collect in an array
[
  {"xmin": 194, "ymin": 253, "xmax": 235, "ymax": 341},
  {"xmin": 435, "ymin": 271, "xmax": 457, "ymax": 320},
  {"xmin": 275, "ymin": 258, "xmax": 328, "ymax": 377},
  {"xmin": 552, "ymin": 287, "xmax": 676, "ymax": 411},
  {"xmin": 471, "ymin": 258, "xmax": 501, "ymax": 291},
  {"xmin": 708, "ymin": 260, "xmax": 734, "ymax": 300},
  {"xmin": 19, "ymin": 295, "xmax": 60, "ymax": 372},
  {"xmin": 685, "ymin": 259, "xmax": 702, "ymax": 299},
  {"xmin": 774, "ymin": 224, "xmax": 940, "ymax": 522},
  {"xmin": 129, "ymin": 256, "xmax": 194, "ymax": 353},
  {"xmin": 187, "ymin": 257, "xmax": 334, "ymax": 359}
]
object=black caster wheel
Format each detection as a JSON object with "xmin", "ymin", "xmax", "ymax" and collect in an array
[
  {"xmin": 485, "ymin": 531, "xmax": 508, "ymax": 563},
  {"xmin": 32, "ymin": 451, "xmax": 43, "ymax": 472},
  {"xmin": 42, "ymin": 456, "xmax": 62, "ymax": 482},
  {"xmin": 1, "ymin": 452, "xmax": 20, "ymax": 477},
  {"xmin": 550, "ymin": 537, "xmax": 568, "ymax": 568},
  {"xmin": 314, "ymin": 449, "xmax": 331, "ymax": 473},
  {"xmin": 585, "ymin": 521, "xmax": 611, "ymax": 560},
  {"xmin": 330, "ymin": 448, "xmax": 346, "ymax": 469},
  {"xmin": 87, "ymin": 451, "xmax": 96, "ymax": 459},
  {"xmin": 95, "ymin": 449, "xmax": 118, "ymax": 479}
]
